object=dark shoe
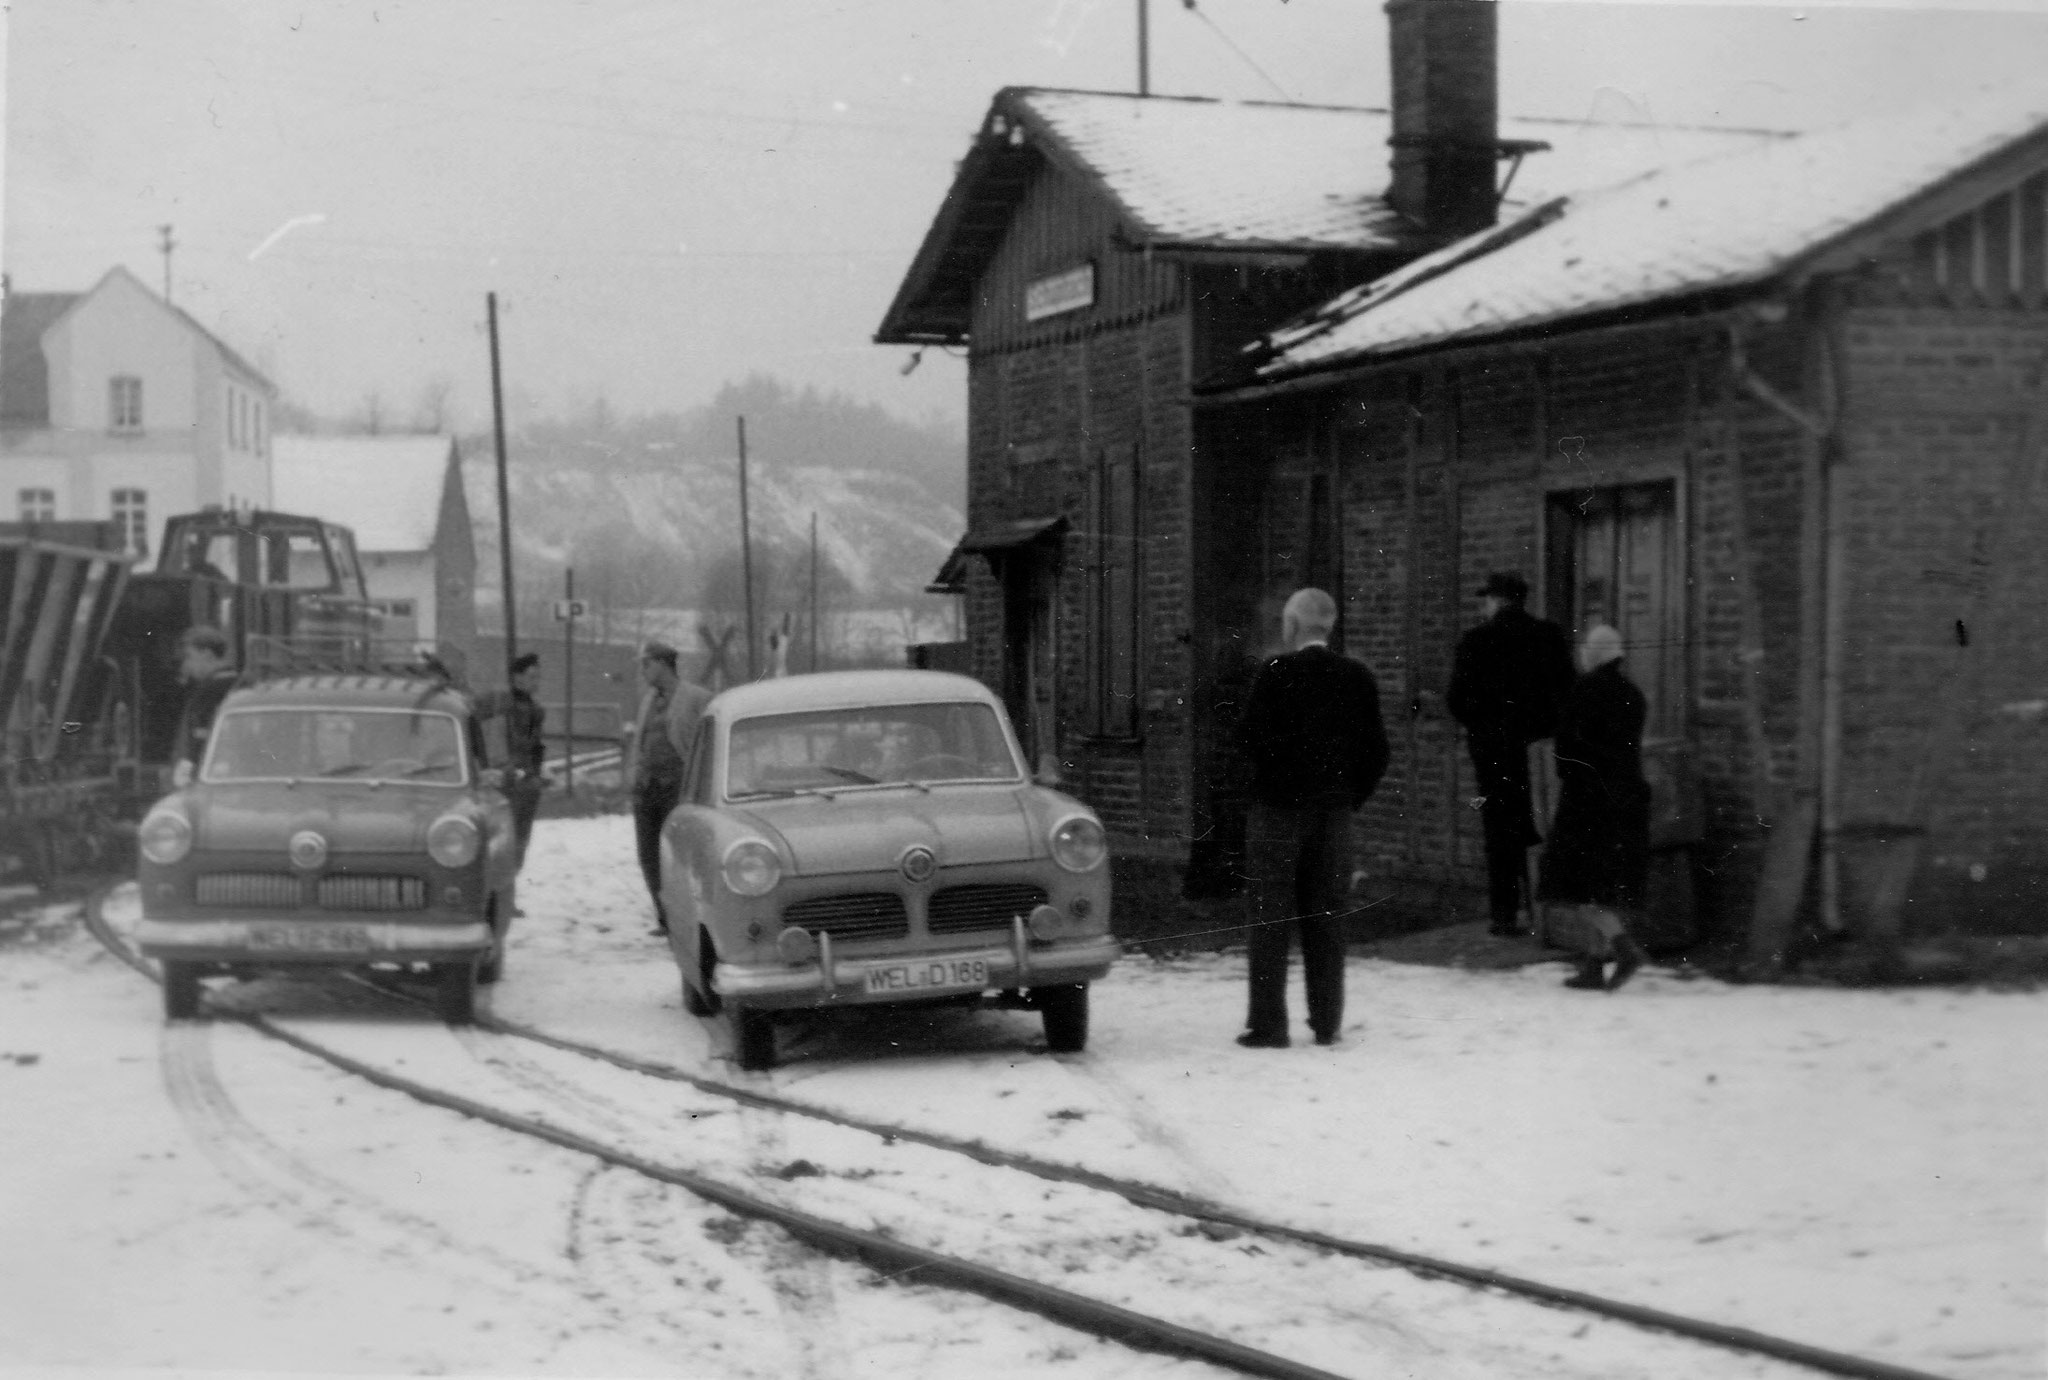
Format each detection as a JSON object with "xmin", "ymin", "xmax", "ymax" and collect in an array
[
  {"xmin": 1235, "ymin": 1030, "xmax": 1290, "ymax": 1049},
  {"xmin": 1312, "ymin": 1030, "xmax": 1340, "ymax": 1047},
  {"xmin": 1562, "ymin": 962, "xmax": 1607, "ymax": 990},
  {"xmin": 1606, "ymin": 938, "xmax": 1645, "ymax": 992}
]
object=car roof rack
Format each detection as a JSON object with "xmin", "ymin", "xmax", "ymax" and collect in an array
[{"xmin": 242, "ymin": 635, "xmax": 464, "ymax": 688}]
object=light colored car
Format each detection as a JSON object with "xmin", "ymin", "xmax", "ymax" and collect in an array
[
  {"xmin": 662, "ymin": 670, "xmax": 1117, "ymax": 1070},
  {"xmin": 133, "ymin": 674, "xmax": 519, "ymax": 1024}
]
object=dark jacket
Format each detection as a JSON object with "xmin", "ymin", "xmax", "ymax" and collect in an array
[
  {"xmin": 1237, "ymin": 644, "xmax": 1390, "ymax": 810},
  {"xmin": 477, "ymin": 688, "xmax": 547, "ymax": 776},
  {"xmin": 1447, "ymin": 606, "xmax": 1576, "ymax": 748},
  {"xmin": 1538, "ymin": 660, "xmax": 1652, "ymax": 908},
  {"xmin": 175, "ymin": 670, "xmax": 240, "ymax": 770}
]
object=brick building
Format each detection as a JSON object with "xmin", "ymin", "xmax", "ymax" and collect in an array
[
  {"xmin": 875, "ymin": 1, "xmax": 1769, "ymax": 917},
  {"xmin": 1211, "ymin": 84, "xmax": 2048, "ymax": 953}
]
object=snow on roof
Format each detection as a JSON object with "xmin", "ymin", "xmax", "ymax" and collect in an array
[
  {"xmin": 1254, "ymin": 85, "xmax": 2048, "ymax": 378},
  {"xmin": 272, "ymin": 434, "xmax": 458, "ymax": 553},
  {"xmin": 1016, "ymin": 89, "xmax": 1778, "ymax": 252}
]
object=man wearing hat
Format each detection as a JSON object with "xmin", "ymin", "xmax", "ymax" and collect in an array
[
  {"xmin": 476, "ymin": 653, "xmax": 547, "ymax": 876},
  {"xmin": 630, "ymin": 641, "xmax": 711, "ymax": 936},
  {"xmin": 1447, "ymin": 572, "xmax": 1576, "ymax": 937}
]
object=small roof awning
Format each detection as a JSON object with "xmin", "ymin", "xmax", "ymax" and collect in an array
[
  {"xmin": 957, "ymin": 515, "xmax": 1068, "ymax": 554},
  {"xmin": 925, "ymin": 545, "xmax": 970, "ymax": 596}
]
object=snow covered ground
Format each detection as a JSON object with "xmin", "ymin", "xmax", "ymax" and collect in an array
[{"xmin": 2, "ymin": 814, "xmax": 2042, "ymax": 1380}]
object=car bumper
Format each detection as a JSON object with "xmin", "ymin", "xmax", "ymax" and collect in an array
[
  {"xmin": 713, "ymin": 928, "xmax": 1120, "ymax": 1010},
  {"xmin": 135, "ymin": 917, "xmax": 493, "ymax": 964}
]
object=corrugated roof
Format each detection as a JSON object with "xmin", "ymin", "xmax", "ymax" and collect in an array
[
  {"xmin": 1254, "ymin": 86, "xmax": 2048, "ymax": 379},
  {"xmin": 1019, "ymin": 89, "xmax": 1778, "ymax": 251},
  {"xmin": 272, "ymin": 435, "xmax": 459, "ymax": 553}
]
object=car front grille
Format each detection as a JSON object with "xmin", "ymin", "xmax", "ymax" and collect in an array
[
  {"xmin": 927, "ymin": 883, "xmax": 1049, "ymax": 935},
  {"xmin": 318, "ymin": 875, "xmax": 427, "ymax": 911},
  {"xmin": 781, "ymin": 892, "xmax": 910, "ymax": 943},
  {"xmin": 195, "ymin": 873, "xmax": 302, "ymax": 908}
]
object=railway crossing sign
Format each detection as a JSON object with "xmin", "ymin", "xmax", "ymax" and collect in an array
[{"xmin": 552, "ymin": 598, "xmax": 587, "ymax": 621}]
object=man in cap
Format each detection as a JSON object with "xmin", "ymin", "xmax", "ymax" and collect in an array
[
  {"xmin": 630, "ymin": 641, "xmax": 711, "ymax": 936},
  {"xmin": 475, "ymin": 652, "xmax": 547, "ymax": 877},
  {"xmin": 1447, "ymin": 572, "xmax": 1576, "ymax": 937},
  {"xmin": 171, "ymin": 625, "xmax": 238, "ymax": 788}
]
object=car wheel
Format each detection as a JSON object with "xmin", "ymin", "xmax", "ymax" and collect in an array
[
  {"xmin": 1038, "ymin": 983, "xmax": 1089, "ymax": 1053},
  {"xmin": 162, "ymin": 962, "xmax": 203, "ymax": 1022},
  {"xmin": 435, "ymin": 960, "xmax": 478, "ymax": 1025},
  {"xmin": 683, "ymin": 928, "xmax": 720, "ymax": 1016},
  {"xmin": 733, "ymin": 1005, "xmax": 776, "ymax": 1071}
]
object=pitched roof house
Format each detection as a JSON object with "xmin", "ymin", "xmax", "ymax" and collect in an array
[{"xmin": 271, "ymin": 434, "xmax": 477, "ymax": 666}]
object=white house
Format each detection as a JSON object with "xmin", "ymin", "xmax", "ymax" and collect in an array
[
  {"xmin": 0, "ymin": 265, "xmax": 275, "ymax": 555},
  {"xmin": 271, "ymin": 434, "xmax": 477, "ymax": 665}
]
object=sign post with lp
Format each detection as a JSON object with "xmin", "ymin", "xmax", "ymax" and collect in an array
[{"xmin": 554, "ymin": 585, "xmax": 585, "ymax": 795}]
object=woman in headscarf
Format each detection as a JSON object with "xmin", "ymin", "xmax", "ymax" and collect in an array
[{"xmin": 1538, "ymin": 624, "xmax": 1652, "ymax": 991}]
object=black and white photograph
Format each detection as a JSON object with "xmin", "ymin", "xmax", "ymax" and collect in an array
[{"xmin": 2, "ymin": 2, "xmax": 2045, "ymax": 1377}]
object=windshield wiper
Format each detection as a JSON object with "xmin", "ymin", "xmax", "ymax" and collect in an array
[
  {"xmin": 318, "ymin": 764, "xmax": 370, "ymax": 778},
  {"xmin": 819, "ymin": 766, "xmax": 879, "ymax": 785}
]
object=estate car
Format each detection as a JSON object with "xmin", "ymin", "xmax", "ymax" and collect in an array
[
  {"xmin": 662, "ymin": 670, "xmax": 1118, "ymax": 1070},
  {"xmin": 133, "ymin": 674, "xmax": 518, "ymax": 1023}
]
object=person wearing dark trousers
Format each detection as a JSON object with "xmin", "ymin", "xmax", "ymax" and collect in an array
[
  {"xmin": 629, "ymin": 642, "xmax": 688, "ymax": 936},
  {"xmin": 1234, "ymin": 588, "xmax": 1391, "ymax": 1049},
  {"xmin": 476, "ymin": 653, "xmax": 547, "ymax": 913},
  {"xmin": 1538, "ymin": 624, "xmax": 1652, "ymax": 991},
  {"xmin": 1447, "ymin": 571, "xmax": 1576, "ymax": 937},
  {"xmin": 170, "ymin": 625, "xmax": 239, "ymax": 789}
]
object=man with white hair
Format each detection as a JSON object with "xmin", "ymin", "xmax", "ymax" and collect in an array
[
  {"xmin": 1538, "ymin": 623, "xmax": 1652, "ymax": 991},
  {"xmin": 1232, "ymin": 587, "xmax": 1390, "ymax": 1048}
]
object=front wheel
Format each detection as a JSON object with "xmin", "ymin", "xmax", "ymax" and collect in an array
[
  {"xmin": 733, "ymin": 1005, "xmax": 776, "ymax": 1071},
  {"xmin": 434, "ymin": 960, "xmax": 478, "ymax": 1025},
  {"xmin": 162, "ymin": 962, "xmax": 203, "ymax": 1022},
  {"xmin": 1037, "ymin": 983, "xmax": 1089, "ymax": 1053}
]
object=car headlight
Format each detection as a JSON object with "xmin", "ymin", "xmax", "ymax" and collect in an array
[
  {"xmin": 1050, "ymin": 815, "xmax": 1107, "ymax": 872},
  {"xmin": 138, "ymin": 810, "xmax": 192, "ymax": 865},
  {"xmin": 721, "ymin": 838, "xmax": 783, "ymax": 897},
  {"xmin": 426, "ymin": 814, "xmax": 480, "ymax": 868}
]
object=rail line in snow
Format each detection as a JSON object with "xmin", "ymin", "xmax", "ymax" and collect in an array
[{"xmin": 83, "ymin": 884, "xmax": 1955, "ymax": 1380}]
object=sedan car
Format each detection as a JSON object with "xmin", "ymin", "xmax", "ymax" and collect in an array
[
  {"xmin": 662, "ymin": 670, "xmax": 1117, "ymax": 1070},
  {"xmin": 133, "ymin": 674, "xmax": 519, "ymax": 1023}
]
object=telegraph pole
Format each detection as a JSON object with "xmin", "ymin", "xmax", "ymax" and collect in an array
[
  {"xmin": 808, "ymin": 512, "xmax": 820, "ymax": 672},
  {"xmin": 157, "ymin": 224, "xmax": 177, "ymax": 301},
  {"xmin": 1138, "ymin": 0, "xmax": 1150, "ymax": 96},
  {"xmin": 488, "ymin": 292, "xmax": 518, "ymax": 677},
  {"xmin": 737, "ymin": 416, "xmax": 757, "ymax": 681},
  {"xmin": 562, "ymin": 567, "xmax": 576, "ymax": 798}
]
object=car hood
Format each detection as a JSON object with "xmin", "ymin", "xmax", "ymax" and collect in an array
[
  {"xmin": 734, "ymin": 786, "xmax": 1037, "ymax": 875},
  {"xmin": 188, "ymin": 782, "xmax": 468, "ymax": 852}
]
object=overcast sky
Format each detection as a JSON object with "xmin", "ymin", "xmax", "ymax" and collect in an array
[{"xmin": 9, "ymin": 0, "xmax": 2048, "ymax": 437}]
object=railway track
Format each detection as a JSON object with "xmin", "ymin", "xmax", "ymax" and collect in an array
[{"xmin": 84, "ymin": 883, "xmax": 1956, "ymax": 1380}]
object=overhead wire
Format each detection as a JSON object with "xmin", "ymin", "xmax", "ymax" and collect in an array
[{"xmin": 1180, "ymin": 0, "xmax": 1294, "ymax": 102}]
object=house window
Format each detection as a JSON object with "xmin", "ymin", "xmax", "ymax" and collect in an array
[
  {"xmin": 109, "ymin": 376, "xmax": 143, "ymax": 432},
  {"xmin": 1084, "ymin": 445, "xmax": 1141, "ymax": 737},
  {"xmin": 18, "ymin": 488, "xmax": 54, "ymax": 522},
  {"xmin": 110, "ymin": 488, "xmax": 149, "ymax": 557}
]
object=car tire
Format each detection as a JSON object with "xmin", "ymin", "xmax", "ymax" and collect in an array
[
  {"xmin": 1038, "ymin": 983, "xmax": 1089, "ymax": 1053},
  {"xmin": 435, "ymin": 960, "xmax": 478, "ymax": 1025},
  {"xmin": 733, "ymin": 1005, "xmax": 776, "ymax": 1071},
  {"xmin": 682, "ymin": 928, "xmax": 720, "ymax": 1016},
  {"xmin": 162, "ymin": 962, "xmax": 202, "ymax": 1022}
]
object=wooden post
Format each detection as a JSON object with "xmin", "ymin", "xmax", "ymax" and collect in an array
[
  {"xmin": 488, "ymin": 292, "xmax": 517, "ymax": 678},
  {"xmin": 563, "ymin": 567, "xmax": 576, "ymax": 799},
  {"xmin": 809, "ymin": 511, "xmax": 820, "ymax": 672},
  {"xmin": 738, "ymin": 416, "xmax": 757, "ymax": 681}
]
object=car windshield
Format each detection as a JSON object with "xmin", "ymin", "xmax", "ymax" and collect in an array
[
  {"xmin": 202, "ymin": 706, "xmax": 468, "ymax": 785},
  {"xmin": 725, "ymin": 701, "xmax": 1021, "ymax": 799}
]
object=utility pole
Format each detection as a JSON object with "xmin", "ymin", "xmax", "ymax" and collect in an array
[
  {"xmin": 1137, "ymin": 0, "xmax": 1150, "ymax": 96},
  {"xmin": 157, "ymin": 224, "xmax": 177, "ymax": 301},
  {"xmin": 488, "ymin": 292, "xmax": 517, "ymax": 678},
  {"xmin": 808, "ymin": 511, "xmax": 820, "ymax": 673},
  {"xmin": 737, "ymin": 416, "xmax": 757, "ymax": 681},
  {"xmin": 562, "ymin": 567, "xmax": 576, "ymax": 799}
]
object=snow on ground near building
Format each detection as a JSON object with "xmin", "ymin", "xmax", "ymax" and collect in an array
[{"xmin": 2, "ymin": 813, "xmax": 2042, "ymax": 1380}]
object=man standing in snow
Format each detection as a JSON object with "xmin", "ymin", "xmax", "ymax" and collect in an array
[
  {"xmin": 1232, "ymin": 588, "xmax": 1390, "ymax": 1048},
  {"xmin": 475, "ymin": 652, "xmax": 547, "ymax": 876},
  {"xmin": 629, "ymin": 641, "xmax": 711, "ymax": 938},
  {"xmin": 1447, "ymin": 572, "xmax": 1576, "ymax": 937}
]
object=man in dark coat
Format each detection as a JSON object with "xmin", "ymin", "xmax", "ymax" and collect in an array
[
  {"xmin": 171, "ymin": 625, "xmax": 238, "ymax": 788},
  {"xmin": 476, "ymin": 652, "xmax": 547, "ymax": 873},
  {"xmin": 1447, "ymin": 572, "xmax": 1576, "ymax": 937},
  {"xmin": 1233, "ymin": 588, "xmax": 1390, "ymax": 1048},
  {"xmin": 1538, "ymin": 624, "xmax": 1652, "ymax": 991}
]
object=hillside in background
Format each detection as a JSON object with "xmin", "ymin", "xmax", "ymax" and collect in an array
[{"xmin": 459, "ymin": 377, "xmax": 967, "ymax": 656}]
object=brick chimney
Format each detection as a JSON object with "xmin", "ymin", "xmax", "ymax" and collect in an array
[{"xmin": 1386, "ymin": 0, "xmax": 1500, "ymax": 238}]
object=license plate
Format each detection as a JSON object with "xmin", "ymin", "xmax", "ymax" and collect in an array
[
  {"xmin": 246, "ymin": 923, "xmax": 376, "ymax": 954},
  {"xmin": 862, "ymin": 957, "xmax": 988, "ymax": 996}
]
